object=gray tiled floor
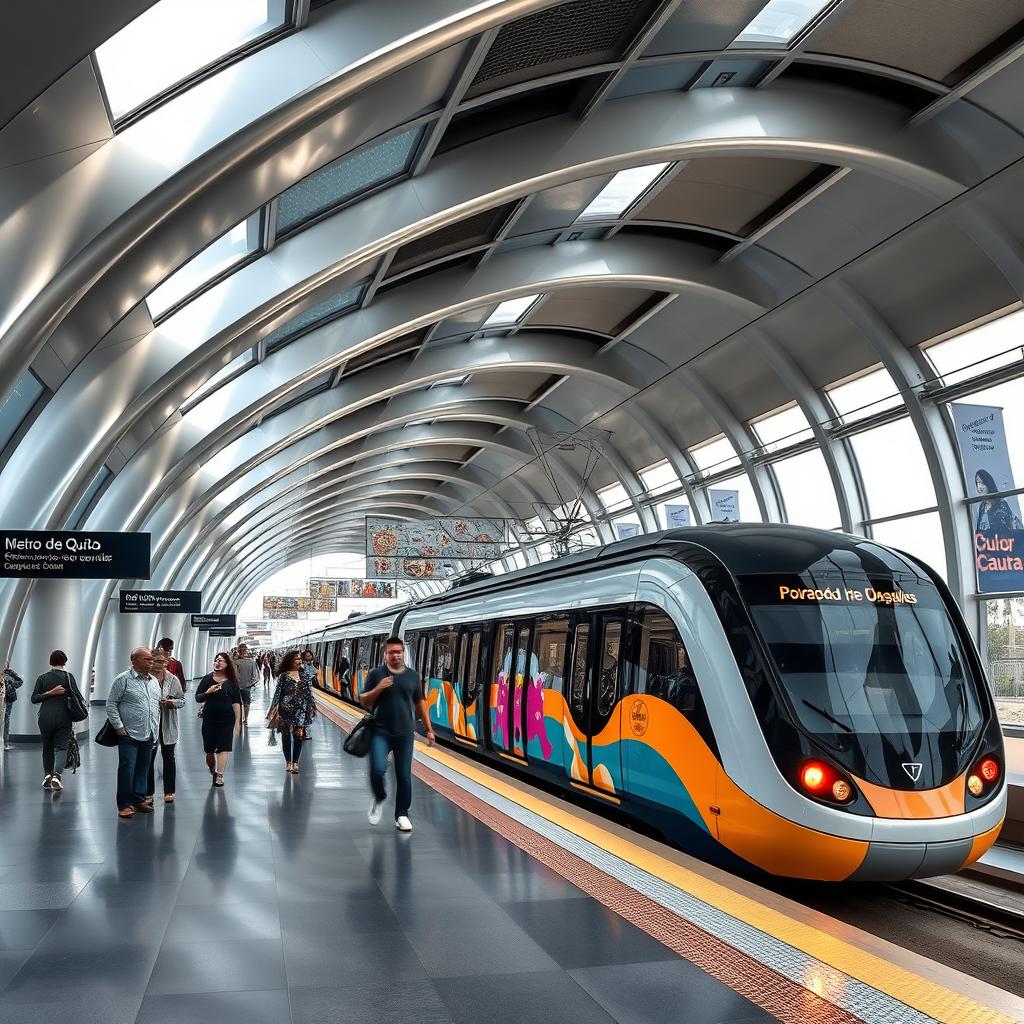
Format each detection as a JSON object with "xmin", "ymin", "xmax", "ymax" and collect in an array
[{"xmin": 0, "ymin": 687, "xmax": 776, "ymax": 1023}]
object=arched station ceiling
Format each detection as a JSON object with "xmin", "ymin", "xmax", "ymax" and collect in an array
[{"xmin": 3, "ymin": 0, "xmax": 1024, "ymax": 679}]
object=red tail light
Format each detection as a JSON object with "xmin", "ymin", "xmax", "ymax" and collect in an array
[
  {"xmin": 968, "ymin": 756, "xmax": 1001, "ymax": 797},
  {"xmin": 799, "ymin": 761, "xmax": 854, "ymax": 803},
  {"xmin": 979, "ymin": 758, "xmax": 999, "ymax": 783}
]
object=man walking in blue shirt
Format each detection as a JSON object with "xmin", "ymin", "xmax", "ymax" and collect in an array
[{"xmin": 106, "ymin": 647, "xmax": 161, "ymax": 818}]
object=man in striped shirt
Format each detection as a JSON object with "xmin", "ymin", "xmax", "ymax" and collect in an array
[{"xmin": 106, "ymin": 647, "xmax": 161, "ymax": 818}]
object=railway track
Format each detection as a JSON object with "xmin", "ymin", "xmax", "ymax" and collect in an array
[{"xmin": 885, "ymin": 874, "xmax": 1024, "ymax": 943}]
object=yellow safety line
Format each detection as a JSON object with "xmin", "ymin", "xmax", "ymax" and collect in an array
[{"xmin": 316, "ymin": 693, "xmax": 1015, "ymax": 1024}]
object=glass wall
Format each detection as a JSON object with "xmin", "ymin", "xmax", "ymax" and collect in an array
[
  {"xmin": 984, "ymin": 597, "xmax": 1024, "ymax": 728},
  {"xmin": 771, "ymin": 449, "xmax": 840, "ymax": 529}
]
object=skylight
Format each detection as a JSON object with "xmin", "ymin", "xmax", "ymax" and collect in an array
[
  {"xmin": 730, "ymin": 0, "xmax": 835, "ymax": 48},
  {"xmin": 147, "ymin": 216, "xmax": 259, "ymax": 320},
  {"xmin": 924, "ymin": 309, "xmax": 1024, "ymax": 387},
  {"xmin": 275, "ymin": 125, "xmax": 424, "ymax": 235},
  {"xmin": 577, "ymin": 164, "xmax": 670, "ymax": 221},
  {"xmin": 639, "ymin": 460, "xmax": 680, "ymax": 496},
  {"xmin": 263, "ymin": 283, "xmax": 365, "ymax": 352},
  {"xmin": 826, "ymin": 366, "xmax": 903, "ymax": 425},
  {"xmin": 95, "ymin": 0, "xmax": 290, "ymax": 122},
  {"xmin": 482, "ymin": 294, "xmax": 540, "ymax": 328},
  {"xmin": 690, "ymin": 436, "xmax": 741, "ymax": 474},
  {"xmin": 597, "ymin": 482, "xmax": 630, "ymax": 509},
  {"xmin": 181, "ymin": 348, "xmax": 254, "ymax": 412},
  {"xmin": 751, "ymin": 403, "xmax": 813, "ymax": 454}
]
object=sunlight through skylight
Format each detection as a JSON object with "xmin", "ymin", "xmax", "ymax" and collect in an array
[
  {"xmin": 731, "ymin": 0, "xmax": 834, "ymax": 48},
  {"xmin": 482, "ymin": 294, "xmax": 540, "ymax": 328},
  {"xmin": 180, "ymin": 348, "xmax": 254, "ymax": 412},
  {"xmin": 95, "ymin": 0, "xmax": 289, "ymax": 121},
  {"xmin": 577, "ymin": 164, "xmax": 670, "ymax": 221},
  {"xmin": 147, "ymin": 217, "xmax": 258, "ymax": 320}
]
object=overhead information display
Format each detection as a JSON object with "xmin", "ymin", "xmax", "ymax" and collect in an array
[
  {"xmin": 120, "ymin": 590, "xmax": 201, "ymax": 614},
  {"xmin": 1, "ymin": 530, "xmax": 150, "ymax": 580},
  {"xmin": 191, "ymin": 614, "xmax": 236, "ymax": 631}
]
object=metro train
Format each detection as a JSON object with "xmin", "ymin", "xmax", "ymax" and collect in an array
[{"xmin": 286, "ymin": 525, "xmax": 1006, "ymax": 881}]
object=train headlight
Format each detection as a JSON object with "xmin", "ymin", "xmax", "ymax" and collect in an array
[
  {"xmin": 967, "ymin": 774, "xmax": 984, "ymax": 797},
  {"xmin": 832, "ymin": 779, "xmax": 852, "ymax": 802},
  {"xmin": 801, "ymin": 763, "xmax": 827, "ymax": 792},
  {"xmin": 967, "ymin": 756, "xmax": 1000, "ymax": 799}
]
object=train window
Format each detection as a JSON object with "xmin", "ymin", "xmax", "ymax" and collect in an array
[
  {"xmin": 456, "ymin": 632, "xmax": 469, "ymax": 690},
  {"xmin": 568, "ymin": 623, "xmax": 590, "ymax": 722},
  {"xmin": 353, "ymin": 638, "xmax": 368, "ymax": 674},
  {"xmin": 637, "ymin": 609, "xmax": 698, "ymax": 714},
  {"xmin": 531, "ymin": 618, "xmax": 568, "ymax": 694},
  {"xmin": 333, "ymin": 640, "xmax": 350, "ymax": 684},
  {"xmin": 597, "ymin": 620, "xmax": 622, "ymax": 718},
  {"xmin": 465, "ymin": 631, "xmax": 482, "ymax": 703},
  {"xmin": 418, "ymin": 633, "xmax": 433, "ymax": 680},
  {"xmin": 405, "ymin": 633, "xmax": 418, "ymax": 675},
  {"xmin": 493, "ymin": 623, "xmax": 515, "ymax": 684},
  {"xmin": 431, "ymin": 626, "xmax": 457, "ymax": 679}
]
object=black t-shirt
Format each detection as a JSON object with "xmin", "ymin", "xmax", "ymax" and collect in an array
[
  {"xmin": 366, "ymin": 666, "xmax": 424, "ymax": 737},
  {"xmin": 196, "ymin": 674, "xmax": 241, "ymax": 723}
]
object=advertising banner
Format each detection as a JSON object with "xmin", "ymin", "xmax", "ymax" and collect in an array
[
  {"xmin": 296, "ymin": 597, "xmax": 337, "ymax": 613},
  {"xmin": 263, "ymin": 596, "xmax": 298, "ymax": 615},
  {"xmin": 368, "ymin": 556, "xmax": 448, "ymax": 580},
  {"xmin": 951, "ymin": 402, "xmax": 1024, "ymax": 593},
  {"xmin": 665, "ymin": 504, "xmax": 691, "ymax": 528},
  {"xmin": 366, "ymin": 517, "xmax": 506, "ymax": 560},
  {"xmin": 1, "ymin": 530, "xmax": 150, "ymax": 580},
  {"xmin": 191, "ymin": 614, "xmax": 236, "ymax": 631},
  {"xmin": 309, "ymin": 577, "xmax": 396, "ymax": 599},
  {"xmin": 615, "ymin": 523, "xmax": 640, "ymax": 540},
  {"xmin": 119, "ymin": 590, "xmax": 201, "ymax": 614},
  {"xmin": 709, "ymin": 489, "xmax": 740, "ymax": 523}
]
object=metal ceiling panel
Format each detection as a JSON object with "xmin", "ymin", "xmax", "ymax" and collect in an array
[
  {"xmin": 510, "ymin": 175, "xmax": 609, "ymax": 235},
  {"xmin": 689, "ymin": 337, "xmax": 790, "ymax": 424},
  {"xmin": 527, "ymin": 285, "xmax": 660, "ymax": 335},
  {"xmin": 643, "ymin": 0, "xmax": 771, "ymax": 56},
  {"xmin": 808, "ymin": 0, "xmax": 1024, "ymax": 85},
  {"xmin": 466, "ymin": 0, "xmax": 655, "ymax": 98},
  {"xmin": 636, "ymin": 156, "xmax": 829, "ymax": 235}
]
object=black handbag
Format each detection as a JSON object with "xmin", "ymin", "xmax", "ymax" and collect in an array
[
  {"xmin": 342, "ymin": 713, "xmax": 376, "ymax": 757},
  {"xmin": 94, "ymin": 719, "xmax": 119, "ymax": 747},
  {"xmin": 63, "ymin": 673, "xmax": 89, "ymax": 723}
]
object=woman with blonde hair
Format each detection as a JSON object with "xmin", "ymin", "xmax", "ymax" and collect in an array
[{"xmin": 145, "ymin": 647, "xmax": 186, "ymax": 804}]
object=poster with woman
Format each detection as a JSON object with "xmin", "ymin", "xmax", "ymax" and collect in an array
[{"xmin": 951, "ymin": 403, "xmax": 1024, "ymax": 593}]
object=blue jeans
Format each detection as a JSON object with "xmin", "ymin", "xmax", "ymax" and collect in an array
[
  {"xmin": 369, "ymin": 729, "xmax": 414, "ymax": 820},
  {"xmin": 117, "ymin": 735, "xmax": 153, "ymax": 809},
  {"xmin": 2, "ymin": 703, "xmax": 11, "ymax": 744}
]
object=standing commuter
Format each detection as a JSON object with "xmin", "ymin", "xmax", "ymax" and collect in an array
[
  {"xmin": 31, "ymin": 651, "xmax": 78, "ymax": 790},
  {"xmin": 107, "ymin": 647, "xmax": 161, "ymax": 817},
  {"xmin": 361, "ymin": 636, "xmax": 435, "ymax": 832},
  {"xmin": 268, "ymin": 650, "xmax": 317, "ymax": 774},
  {"xmin": 146, "ymin": 648, "xmax": 185, "ymax": 804},
  {"xmin": 300, "ymin": 649, "xmax": 318, "ymax": 688},
  {"xmin": 2, "ymin": 663, "xmax": 24, "ymax": 751},
  {"xmin": 234, "ymin": 644, "xmax": 258, "ymax": 726},
  {"xmin": 157, "ymin": 637, "xmax": 187, "ymax": 693},
  {"xmin": 195, "ymin": 652, "xmax": 241, "ymax": 787}
]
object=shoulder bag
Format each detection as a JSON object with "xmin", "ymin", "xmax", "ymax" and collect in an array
[
  {"xmin": 343, "ymin": 710, "xmax": 376, "ymax": 758},
  {"xmin": 94, "ymin": 719, "xmax": 119, "ymax": 746},
  {"xmin": 63, "ymin": 672, "xmax": 89, "ymax": 723}
]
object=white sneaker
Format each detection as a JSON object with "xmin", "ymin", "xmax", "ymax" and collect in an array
[
  {"xmin": 42, "ymin": 774, "xmax": 52, "ymax": 789},
  {"xmin": 3, "ymin": 744, "xmax": 12, "ymax": 751},
  {"xmin": 368, "ymin": 801, "xmax": 384, "ymax": 826},
  {"xmin": 395, "ymin": 815, "xmax": 413, "ymax": 833},
  {"xmin": 49, "ymin": 775, "xmax": 63, "ymax": 791}
]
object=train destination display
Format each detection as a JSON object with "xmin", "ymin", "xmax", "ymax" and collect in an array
[
  {"xmin": 120, "ymin": 590, "xmax": 201, "ymax": 613},
  {"xmin": 1, "ymin": 530, "xmax": 150, "ymax": 580}
]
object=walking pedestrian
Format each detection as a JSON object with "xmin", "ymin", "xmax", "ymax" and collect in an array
[
  {"xmin": 157, "ymin": 637, "xmax": 188, "ymax": 693},
  {"xmin": 31, "ymin": 651, "xmax": 78, "ymax": 789},
  {"xmin": 2, "ymin": 662, "xmax": 23, "ymax": 751},
  {"xmin": 361, "ymin": 636, "xmax": 434, "ymax": 832},
  {"xmin": 195, "ymin": 652, "xmax": 241, "ymax": 787},
  {"xmin": 300, "ymin": 649, "xmax": 318, "ymax": 689},
  {"xmin": 234, "ymin": 644, "xmax": 258, "ymax": 726},
  {"xmin": 146, "ymin": 648, "xmax": 185, "ymax": 804},
  {"xmin": 107, "ymin": 647, "xmax": 161, "ymax": 817},
  {"xmin": 260, "ymin": 652, "xmax": 272, "ymax": 690},
  {"xmin": 268, "ymin": 650, "xmax": 317, "ymax": 774}
]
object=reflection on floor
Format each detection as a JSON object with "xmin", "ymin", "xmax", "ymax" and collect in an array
[{"xmin": 0, "ymin": 687, "xmax": 774, "ymax": 1024}]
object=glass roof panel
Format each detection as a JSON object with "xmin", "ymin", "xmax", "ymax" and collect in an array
[
  {"xmin": 95, "ymin": 0, "xmax": 289, "ymax": 121},
  {"xmin": 181, "ymin": 348, "xmax": 254, "ymax": 411},
  {"xmin": 639, "ymin": 459, "xmax": 680, "ymax": 495},
  {"xmin": 148, "ymin": 217, "xmax": 258, "ymax": 320},
  {"xmin": 924, "ymin": 309, "xmax": 1024, "ymax": 387},
  {"xmin": 730, "ymin": 0, "xmax": 834, "ymax": 48},
  {"xmin": 482, "ymin": 294, "xmax": 540, "ymax": 328},
  {"xmin": 690, "ymin": 435, "xmax": 740, "ymax": 474},
  {"xmin": 826, "ymin": 366, "xmax": 903, "ymax": 424},
  {"xmin": 752, "ymin": 403, "xmax": 813, "ymax": 453},
  {"xmin": 577, "ymin": 164, "xmax": 670, "ymax": 221},
  {"xmin": 263, "ymin": 283, "xmax": 364, "ymax": 352},
  {"xmin": 276, "ymin": 125, "xmax": 424, "ymax": 235},
  {"xmin": 597, "ymin": 482, "xmax": 629, "ymax": 509}
]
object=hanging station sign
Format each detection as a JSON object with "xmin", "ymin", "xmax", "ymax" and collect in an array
[
  {"xmin": 0, "ymin": 530, "xmax": 150, "ymax": 580},
  {"xmin": 951, "ymin": 403, "xmax": 1024, "ymax": 593},
  {"xmin": 191, "ymin": 614, "xmax": 236, "ymax": 631},
  {"xmin": 208, "ymin": 628, "xmax": 235, "ymax": 638},
  {"xmin": 119, "ymin": 590, "xmax": 201, "ymax": 614}
]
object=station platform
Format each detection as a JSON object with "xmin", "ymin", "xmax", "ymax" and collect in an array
[{"xmin": 1, "ymin": 689, "xmax": 1021, "ymax": 1024}]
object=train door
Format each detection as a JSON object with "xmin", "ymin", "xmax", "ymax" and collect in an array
[
  {"xmin": 454, "ymin": 627, "xmax": 484, "ymax": 743},
  {"xmin": 453, "ymin": 630, "xmax": 470, "ymax": 739},
  {"xmin": 489, "ymin": 620, "xmax": 533, "ymax": 759},
  {"xmin": 563, "ymin": 612, "xmax": 623, "ymax": 794},
  {"xmin": 525, "ymin": 616, "xmax": 569, "ymax": 773},
  {"xmin": 489, "ymin": 623, "xmax": 515, "ymax": 754}
]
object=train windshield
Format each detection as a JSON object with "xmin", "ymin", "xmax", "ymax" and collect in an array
[{"xmin": 739, "ymin": 573, "xmax": 985, "ymax": 775}]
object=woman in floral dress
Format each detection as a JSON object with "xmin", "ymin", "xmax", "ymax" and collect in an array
[{"xmin": 268, "ymin": 650, "xmax": 316, "ymax": 773}]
